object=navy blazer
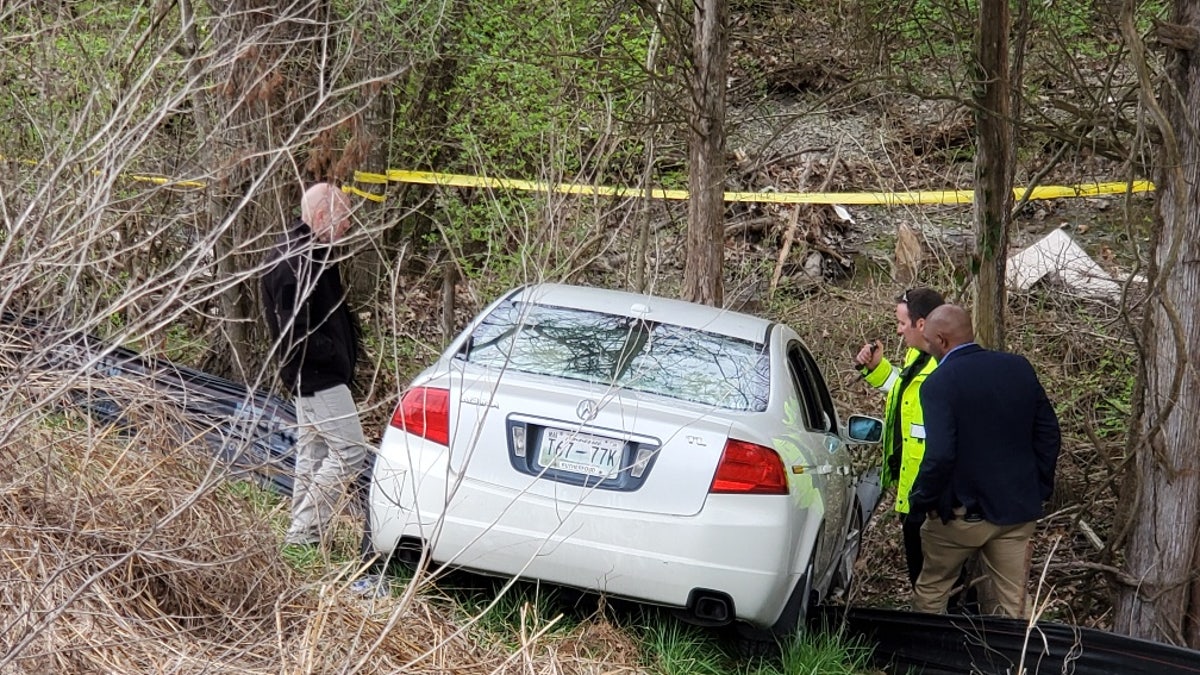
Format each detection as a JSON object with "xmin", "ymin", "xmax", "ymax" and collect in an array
[{"xmin": 908, "ymin": 343, "xmax": 1061, "ymax": 525}]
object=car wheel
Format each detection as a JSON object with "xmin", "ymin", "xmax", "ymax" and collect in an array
[
  {"xmin": 359, "ymin": 510, "xmax": 386, "ymax": 573},
  {"xmin": 733, "ymin": 629, "xmax": 779, "ymax": 659}
]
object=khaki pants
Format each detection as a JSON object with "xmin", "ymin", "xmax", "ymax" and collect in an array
[
  {"xmin": 913, "ymin": 513, "xmax": 1036, "ymax": 618},
  {"xmin": 286, "ymin": 384, "xmax": 366, "ymax": 546}
]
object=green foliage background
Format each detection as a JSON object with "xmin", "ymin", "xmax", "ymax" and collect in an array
[{"xmin": 381, "ymin": 0, "xmax": 664, "ymax": 291}]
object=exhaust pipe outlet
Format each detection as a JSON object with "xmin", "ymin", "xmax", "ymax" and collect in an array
[
  {"xmin": 393, "ymin": 536, "xmax": 426, "ymax": 567},
  {"xmin": 679, "ymin": 589, "xmax": 735, "ymax": 627},
  {"xmin": 696, "ymin": 596, "xmax": 730, "ymax": 623}
]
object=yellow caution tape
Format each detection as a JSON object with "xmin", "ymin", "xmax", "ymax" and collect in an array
[
  {"xmin": 0, "ymin": 152, "xmax": 1154, "ymax": 205},
  {"xmin": 341, "ymin": 185, "xmax": 387, "ymax": 202},
  {"xmin": 367, "ymin": 169, "xmax": 1152, "ymax": 205},
  {"xmin": 0, "ymin": 154, "xmax": 208, "ymax": 190},
  {"xmin": 126, "ymin": 174, "xmax": 207, "ymax": 189},
  {"xmin": 352, "ymin": 171, "xmax": 390, "ymax": 185}
]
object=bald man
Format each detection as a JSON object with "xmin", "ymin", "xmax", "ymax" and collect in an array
[
  {"xmin": 262, "ymin": 182, "xmax": 366, "ymax": 547},
  {"xmin": 907, "ymin": 305, "xmax": 1061, "ymax": 617}
]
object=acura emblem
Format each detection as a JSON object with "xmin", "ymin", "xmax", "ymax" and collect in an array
[{"xmin": 576, "ymin": 399, "xmax": 599, "ymax": 421}]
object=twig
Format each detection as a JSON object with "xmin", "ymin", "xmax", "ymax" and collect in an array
[
  {"xmin": 769, "ymin": 204, "xmax": 803, "ymax": 298},
  {"xmin": 1077, "ymin": 519, "xmax": 1105, "ymax": 551},
  {"xmin": 769, "ymin": 157, "xmax": 815, "ymax": 297}
]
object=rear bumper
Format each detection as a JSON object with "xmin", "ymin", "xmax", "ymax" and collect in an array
[{"xmin": 368, "ymin": 451, "xmax": 810, "ymax": 627}]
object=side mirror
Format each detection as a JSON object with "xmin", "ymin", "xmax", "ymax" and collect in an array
[{"xmin": 846, "ymin": 414, "xmax": 883, "ymax": 444}]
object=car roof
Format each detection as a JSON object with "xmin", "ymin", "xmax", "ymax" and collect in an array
[{"xmin": 513, "ymin": 283, "xmax": 773, "ymax": 344}]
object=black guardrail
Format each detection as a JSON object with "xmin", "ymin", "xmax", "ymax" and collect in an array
[
  {"xmin": 818, "ymin": 606, "xmax": 1200, "ymax": 674},
  {"xmin": 7, "ymin": 310, "xmax": 1200, "ymax": 673},
  {"xmin": 0, "ymin": 310, "xmax": 326, "ymax": 496}
]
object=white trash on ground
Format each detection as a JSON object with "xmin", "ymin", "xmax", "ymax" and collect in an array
[
  {"xmin": 348, "ymin": 574, "xmax": 389, "ymax": 600},
  {"xmin": 1006, "ymin": 228, "xmax": 1143, "ymax": 299}
]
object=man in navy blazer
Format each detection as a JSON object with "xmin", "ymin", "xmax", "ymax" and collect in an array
[{"xmin": 907, "ymin": 305, "xmax": 1060, "ymax": 617}]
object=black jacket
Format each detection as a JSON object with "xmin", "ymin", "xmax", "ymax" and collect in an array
[
  {"xmin": 260, "ymin": 220, "xmax": 358, "ymax": 396},
  {"xmin": 908, "ymin": 343, "xmax": 1061, "ymax": 525}
]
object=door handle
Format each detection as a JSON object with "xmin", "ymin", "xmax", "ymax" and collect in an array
[{"xmin": 791, "ymin": 464, "xmax": 835, "ymax": 475}]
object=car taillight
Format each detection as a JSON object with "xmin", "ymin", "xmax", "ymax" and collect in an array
[
  {"xmin": 709, "ymin": 439, "xmax": 788, "ymax": 495},
  {"xmin": 389, "ymin": 387, "xmax": 450, "ymax": 446}
]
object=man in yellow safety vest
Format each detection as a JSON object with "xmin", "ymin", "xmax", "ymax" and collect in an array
[{"xmin": 855, "ymin": 287, "xmax": 944, "ymax": 587}]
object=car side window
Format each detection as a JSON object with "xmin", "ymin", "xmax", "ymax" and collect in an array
[
  {"xmin": 787, "ymin": 343, "xmax": 827, "ymax": 432},
  {"xmin": 798, "ymin": 344, "xmax": 839, "ymax": 433}
]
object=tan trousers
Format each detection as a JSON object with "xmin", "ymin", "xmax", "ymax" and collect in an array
[
  {"xmin": 286, "ymin": 384, "xmax": 366, "ymax": 546},
  {"xmin": 913, "ymin": 514, "xmax": 1036, "ymax": 618}
]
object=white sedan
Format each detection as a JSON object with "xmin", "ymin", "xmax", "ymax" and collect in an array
[{"xmin": 365, "ymin": 283, "xmax": 881, "ymax": 643}]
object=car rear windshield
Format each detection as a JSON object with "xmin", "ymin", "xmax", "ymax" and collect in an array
[{"xmin": 464, "ymin": 301, "xmax": 770, "ymax": 412}]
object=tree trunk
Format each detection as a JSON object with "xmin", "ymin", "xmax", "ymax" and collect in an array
[
  {"xmin": 971, "ymin": 0, "xmax": 1013, "ymax": 350},
  {"xmin": 197, "ymin": 0, "xmax": 324, "ymax": 381},
  {"xmin": 1115, "ymin": 0, "xmax": 1200, "ymax": 647},
  {"xmin": 342, "ymin": 15, "xmax": 398, "ymax": 305},
  {"xmin": 682, "ymin": 0, "xmax": 727, "ymax": 307}
]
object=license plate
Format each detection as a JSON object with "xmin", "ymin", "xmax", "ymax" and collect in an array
[{"xmin": 539, "ymin": 428, "xmax": 624, "ymax": 478}]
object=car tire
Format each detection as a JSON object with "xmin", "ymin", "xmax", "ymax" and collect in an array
[
  {"xmin": 733, "ymin": 630, "xmax": 779, "ymax": 659},
  {"xmin": 359, "ymin": 510, "xmax": 386, "ymax": 574}
]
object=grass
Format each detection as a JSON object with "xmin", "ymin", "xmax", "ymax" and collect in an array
[
  {"xmin": 425, "ymin": 572, "xmax": 568, "ymax": 639},
  {"xmin": 377, "ymin": 566, "xmax": 878, "ymax": 674},
  {"xmin": 639, "ymin": 618, "xmax": 730, "ymax": 675},
  {"xmin": 770, "ymin": 630, "xmax": 876, "ymax": 674},
  {"xmin": 222, "ymin": 478, "xmax": 286, "ymax": 513},
  {"xmin": 635, "ymin": 613, "xmax": 876, "ymax": 675}
]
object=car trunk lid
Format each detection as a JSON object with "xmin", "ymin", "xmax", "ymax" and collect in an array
[{"xmin": 445, "ymin": 368, "xmax": 732, "ymax": 517}]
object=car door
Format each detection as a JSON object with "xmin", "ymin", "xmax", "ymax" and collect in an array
[{"xmin": 785, "ymin": 341, "xmax": 851, "ymax": 583}]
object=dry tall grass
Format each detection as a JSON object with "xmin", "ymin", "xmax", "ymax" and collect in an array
[{"xmin": 0, "ymin": 328, "xmax": 643, "ymax": 674}]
